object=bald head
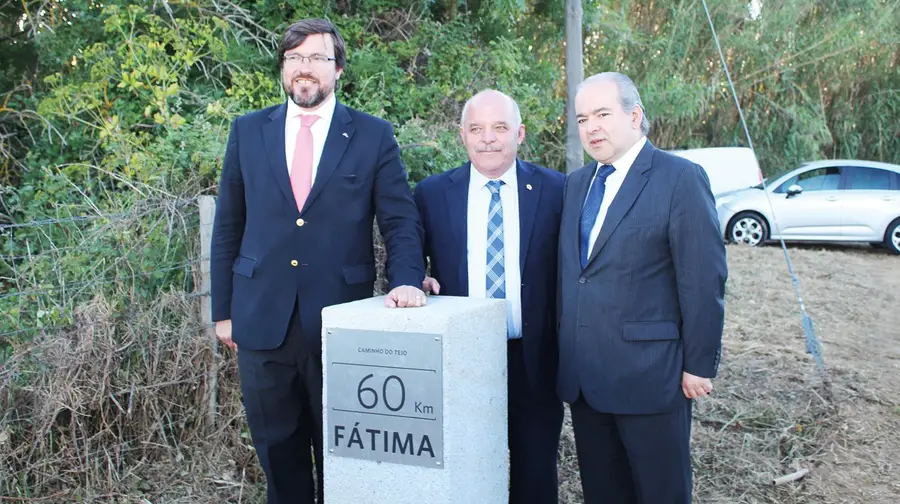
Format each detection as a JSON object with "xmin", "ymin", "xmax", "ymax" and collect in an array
[
  {"xmin": 460, "ymin": 89, "xmax": 522, "ymax": 129},
  {"xmin": 459, "ymin": 89, "xmax": 525, "ymax": 178}
]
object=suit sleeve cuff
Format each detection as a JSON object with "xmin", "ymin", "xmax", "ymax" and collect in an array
[
  {"xmin": 211, "ymin": 303, "xmax": 231, "ymax": 322},
  {"xmin": 387, "ymin": 269, "xmax": 426, "ymax": 292},
  {"xmin": 684, "ymin": 349, "xmax": 721, "ymax": 379}
]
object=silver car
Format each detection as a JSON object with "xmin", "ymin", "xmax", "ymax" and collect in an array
[{"xmin": 715, "ymin": 159, "xmax": 900, "ymax": 254}]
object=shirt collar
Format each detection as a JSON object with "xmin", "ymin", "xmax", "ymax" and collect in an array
[
  {"xmin": 286, "ymin": 92, "xmax": 337, "ymax": 125},
  {"xmin": 469, "ymin": 159, "xmax": 518, "ymax": 189},
  {"xmin": 596, "ymin": 135, "xmax": 647, "ymax": 178}
]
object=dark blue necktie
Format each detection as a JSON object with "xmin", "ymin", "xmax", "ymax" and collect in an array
[{"xmin": 579, "ymin": 164, "xmax": 616, "ymax": 269}]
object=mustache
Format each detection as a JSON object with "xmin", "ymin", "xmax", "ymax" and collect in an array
[{"xmin": 291, "ymin": 73, "xmax": 318, "ymax": 83}]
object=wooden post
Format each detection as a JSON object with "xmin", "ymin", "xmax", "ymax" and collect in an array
[
  {"xmin": 565, "ymin": 0, "xmax": 584, "ymax": 174},
  {"xmin": 199, "ymin": 196, "xmax": 218, "ymax": 431}
]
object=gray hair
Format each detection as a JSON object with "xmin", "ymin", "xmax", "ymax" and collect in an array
[
  {"xmin": 579, "ymin": 72, "xmax": 650, "ymax": 136},
  {"xmin": 460, "ymin": 89, "xmax": 522, "ymax": 129}
]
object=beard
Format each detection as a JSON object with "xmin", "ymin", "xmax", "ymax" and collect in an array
[{"xmin": 283, "ymin": 74, "xmax": 333, "ymax": 109}]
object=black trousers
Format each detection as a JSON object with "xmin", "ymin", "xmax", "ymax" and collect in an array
[
  {"xmin": 570, "ymin": 395, "xmax": 693, "ymax": 504},
  {"xmin": 236, "ymin": 301, "xmax": 323, "ymax": 504},
  {"xmin": 507, "ymin": 339, "xmax": 564, "ymax": 504}
]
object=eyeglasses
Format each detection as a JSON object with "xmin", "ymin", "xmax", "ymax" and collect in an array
[{"xmin": 283, "ymin": 53, "xmax": 336, "ymax": 65}]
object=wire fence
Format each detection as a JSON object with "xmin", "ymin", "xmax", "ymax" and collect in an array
[
  {"xmin": 0, "ymin": 257, "xmax": 205, "ymax": 302},
  {"xmin": 0, "ymin": 212, "xmax": 138, "ymax": 231},
  {"xmin": 1, "ymin": 174, "xmax": 828, "ymax": 377},
  {"xmin": 0, "ymin": 198, "xmax": 198, "ymax": 232},
  {"xmin": 0, "ymin": 293, "xmax": 213, "ymax": 342},
  {"xmin": 0, "ymin": 196, "xmax": 206, "ymax": 343}
]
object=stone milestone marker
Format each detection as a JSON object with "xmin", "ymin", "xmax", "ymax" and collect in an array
[{"xmin": 321, "ymin": 295, "xmax": 509, "ymax": 503}]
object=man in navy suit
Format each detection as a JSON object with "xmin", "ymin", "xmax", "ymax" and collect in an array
[
  {"xmin": 209, "ymin": 19, "xmax": 427, "ymax": 504},
  {"xmin": 414, "ymin": 89, "xmax": 565, "ymax": 504},
  {"xmin": 557, "ymin": 72, "xmax": 727, "ymax": 504}
]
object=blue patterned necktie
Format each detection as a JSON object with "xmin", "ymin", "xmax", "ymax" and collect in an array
[
  {"xmin": 485, "ymin": 180, "xmax": 506, "ymax": 299},
  {"xmin": 579, "ymin": 164, "xmax": 616, "ymax": 269}
]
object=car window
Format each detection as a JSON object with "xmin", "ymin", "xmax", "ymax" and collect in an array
[
  {"xmin": 847, "ymin": 167, "xmax": 894, "ymax": 190},
  {"xmin": 777, "ymin": 167, "xmax": 841, "ymax": 192}
]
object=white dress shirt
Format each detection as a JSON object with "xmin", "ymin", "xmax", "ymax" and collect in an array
[
  {"xmin": 285, "ymin": 93, "xmax": 337, "ymax": 185},
  {"xmin": 467, "ymin": 162, "xmax": 522, "ymax": 339},
  {"xmin": 586, "ymin": 136, "xmax": 647, "ymax": 258}
]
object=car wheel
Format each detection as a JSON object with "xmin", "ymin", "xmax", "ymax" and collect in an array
[
  {"xmin": 727, "ymin": 211, "xmax": 769, "ymax": 246},
  {"xmin": 885, "ymin": 218, "xmax": 900, "ymax": 255}
]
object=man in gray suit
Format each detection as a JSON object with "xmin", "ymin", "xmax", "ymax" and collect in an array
[{"xmin": 556, "ymin": 72, "xmax": 727, "ymax": 504}]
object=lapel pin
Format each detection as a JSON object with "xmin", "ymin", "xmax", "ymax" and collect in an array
[
  {"xmin": 526, "ymin": 184, "xmax": 533, "ymax": 190},
  {"xmin": 342, "ymin": 132, "xmax": 349, "ymax": 138}
]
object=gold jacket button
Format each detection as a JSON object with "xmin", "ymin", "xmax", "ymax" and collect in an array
[
  {"xmin": 290, "ymin": 260, "xmax": 299, "ymax": 267},
  {"xmin": 296, "ymin": 218, "xmax": 305, "ymax": 227}
]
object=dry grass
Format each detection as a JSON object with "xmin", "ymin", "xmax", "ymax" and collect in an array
[
  {"xmin": 0, "ymin": 292, "xmax": 265, "ymax": 503},
  {"xmin": 1, "ymin": 242, "xmax": 898, "ymax": 502},
  {"xmin": 558, "ymin": 243, "xmax": 899, "ymax": 504},
  {"xmin": 707, "ymin": 243, "xmax": 899, "ymax": 504}
]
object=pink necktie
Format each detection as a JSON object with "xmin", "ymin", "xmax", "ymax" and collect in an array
[{"xmin": 290, "ymin": 114, "xmax": 319, "ymax": 212}]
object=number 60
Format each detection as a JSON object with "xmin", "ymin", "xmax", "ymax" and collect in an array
[{"xmin": 357, "ymin": 374, "xmax": 406, "ymax": 412}]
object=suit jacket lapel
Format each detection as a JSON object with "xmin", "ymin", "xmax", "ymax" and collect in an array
[
  {"xmin": 302, "ymin": 102, "xmax": 355, "ymax": 214},
  {"xmin": 446, "ymin": 164, "xmax": 470, "ymax": 295},
  {"xmin": 585, "ymin": 141, "xmax": 655, "ymax": 266},
  {"xmin": 516, "ymin": 160, "xmax": 540, "ymax": 272},
  {"xmin": 262, "ymin": 103, "xmax": 296, "ymax": 208}
]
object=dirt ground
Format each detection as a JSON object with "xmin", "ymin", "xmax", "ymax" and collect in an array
[
  {"xmin": 3, "ymin": 242, "xmax": 897, "ymax": 503},
  {"xmin": 196, "ymin": 242, "xmax": 900, "ymax": 503},
  {"xmin": 558, "ymin": 243, "xmax": 900, "ymax": 503}
]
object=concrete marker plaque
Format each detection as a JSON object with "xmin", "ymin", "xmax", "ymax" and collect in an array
[
  {"xmin": 322, "ymin": 296, "xmax": 508, "ymax": 504},
  {"xmin": 325, "ymin": 328, "xmax": 443, "ymax": 468}
]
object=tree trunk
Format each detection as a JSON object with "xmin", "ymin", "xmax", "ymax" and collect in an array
[{"xmin": 565, "ymin": 0, "xmax": 584, "ymax": 173}]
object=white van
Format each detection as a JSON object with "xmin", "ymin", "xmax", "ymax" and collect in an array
[{"xmin": 667, "ymin": 147, "xmax": 764, "ymax": 197}]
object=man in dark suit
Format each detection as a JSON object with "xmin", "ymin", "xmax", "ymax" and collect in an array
[
  {"xmin": 557, "ymin": 72, "xmax": 727, "ymax": 504},
  {"xmin": 414, "ymin": 89, "xmax": 565, "ymax": 504},
  {"xmin": 209, "ymin": 19, "xmax": 427, "ymax": 504}
]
